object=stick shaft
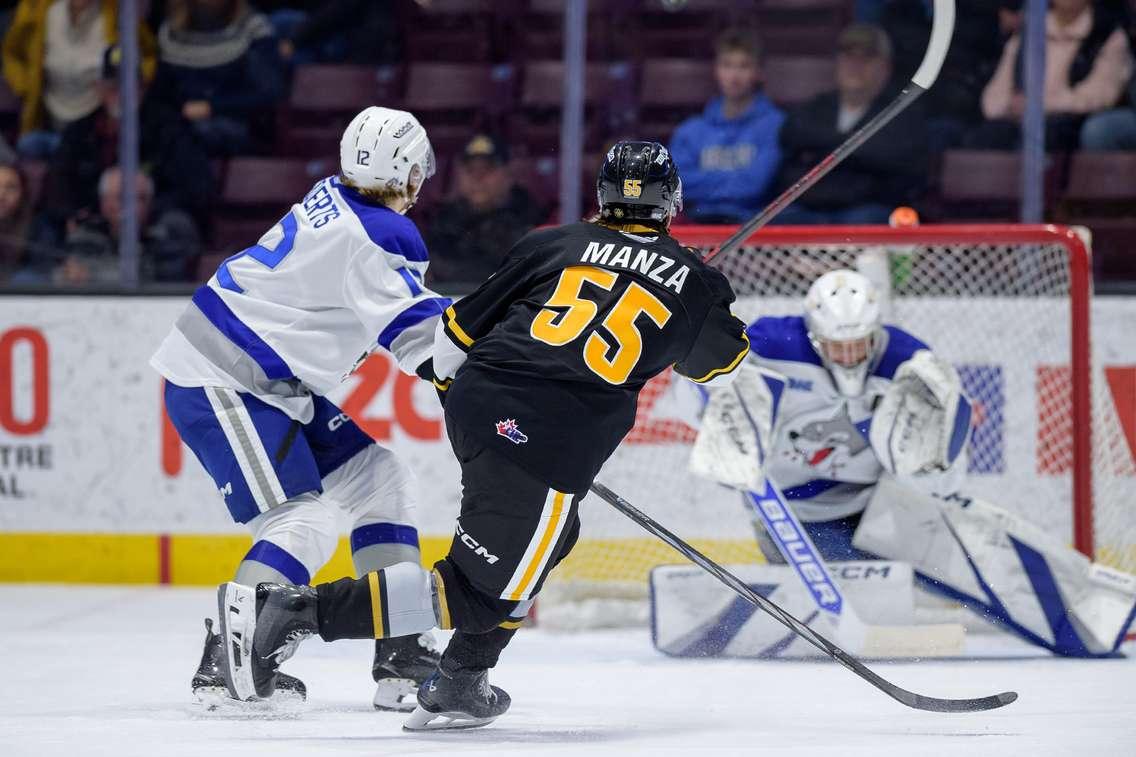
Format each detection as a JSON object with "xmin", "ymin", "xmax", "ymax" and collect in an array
[
  {"xmin": 588, "ymin": 481, "xmax": 1017, "ymax": 713},
  {"xmin": 708, "ymin": 85, "xmax": 924, "ymax": 263}
]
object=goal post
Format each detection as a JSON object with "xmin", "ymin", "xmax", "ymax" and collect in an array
[{"xmin": 538, "ymin": 223, "xmax": 1134, "ymax": 627}]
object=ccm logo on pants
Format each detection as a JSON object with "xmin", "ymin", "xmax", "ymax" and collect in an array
[{"xmin": 456, "ymin": 524, "xmax": 499, "ymax": 564}]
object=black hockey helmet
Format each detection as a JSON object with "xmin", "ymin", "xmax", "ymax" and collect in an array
[{"xmin": 596, "ymin": 141, "xmax": 682, "ymax": 224}]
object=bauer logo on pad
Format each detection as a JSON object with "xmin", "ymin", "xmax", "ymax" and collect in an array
[{"xmin": 495, "ymin": 419, "xmax": 529, "ymax": 445}]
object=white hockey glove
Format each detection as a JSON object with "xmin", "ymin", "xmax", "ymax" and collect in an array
[
  {"xmin": 688, "ymin": 361, "xmax": 772, "ymax": 492},
  {"xmin": 869, "ymin": 350, "xmax": 970, "ymax": 476}
]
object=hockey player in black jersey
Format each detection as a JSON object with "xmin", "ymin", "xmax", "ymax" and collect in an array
[{"xmin": 212, "ymin": 141, "xmax": 750, "ymax": 731}]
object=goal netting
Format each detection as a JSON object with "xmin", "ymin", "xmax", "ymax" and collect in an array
[{"xmin": 538, "ymin": 224, "xmax": 1135, "ymax": 629}]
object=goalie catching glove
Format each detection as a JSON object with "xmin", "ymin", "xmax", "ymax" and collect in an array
[{"xmin": 869, "ymin": 350, "xmax": 971, "ymax": 476}]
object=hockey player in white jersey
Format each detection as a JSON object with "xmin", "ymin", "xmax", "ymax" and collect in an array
[
  {"xmin": 691, "ymin": 269, "xmax": 1136, "ymax": 657},
  {"xmin": 151, "ymin": 107, "xmax": 448, "ymax": 709}
]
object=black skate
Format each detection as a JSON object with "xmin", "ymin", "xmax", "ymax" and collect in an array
[
  {"xmin": 215, "ymin": 582, "xmax": 318, "ymax": 701},
  {"xmin": 192, "ymin": 618, "xmax": 307, "ymax": 707},
  {"xmin": 372, "ymin": 633, "xmax": 442, "ymax": 712},
  {"xmin": 402, "ymin": 667, "xmax": 511, "ymax": 731}
]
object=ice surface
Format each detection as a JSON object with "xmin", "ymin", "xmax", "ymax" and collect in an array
[{"xmin": 3, "ymin": 586, "xmax": 1133, "ymax": 756}]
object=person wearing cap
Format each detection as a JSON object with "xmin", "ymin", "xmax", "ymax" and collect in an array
[
  {"xmin": 425, "ymin": 134, "xmax": 547, "ymax": 286},
  {"xmin": 772, "ymin": 23, "xmax": 929, "ymax": 225},
  {"xmin": 668, "ymin": 27, "xmax": 785, "ymax": 224},
  {"xmin": 2, "ymin": 0, "xmax": 156, "ymax": 158},
  {"xmin": 38, "ymin": 43, "xmax": 213, "ymax": 254}
]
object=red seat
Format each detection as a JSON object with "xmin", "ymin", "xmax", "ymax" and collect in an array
[
  {"xmin": 640, "ymin": 58, "xmax": 715, "ymax": 109},
  {"xmin": 763, "ymin": 55, "xmax": 835, "ymax": 107},
  {"xmin": 1063, "ymin": 152, "xmax": 1136, "ymax": 204},
  {"xmin": 403, "ymin": 63, "xmax": 514, "ymax": 114},
  {"xmin": 220, "ymin": 158, "xmax": 331, "ymax": 208},
  {"xmin": 940, "ymin": 150, "xmax": 1021, "ymax": 202},
  {"xmin": 288, "ymin": 64, "xmax": 403, "ymax": 116},
  {"xmin": 402, "ymin": 0, "xmax": 497, "ymax": 62},
  {"xmin": 515, "ymin": 61, "xmax": 636, "ymax": 150},
  {"xmin": 937, "ymin": 150, "xmax": 1063, "ymax": 221}
]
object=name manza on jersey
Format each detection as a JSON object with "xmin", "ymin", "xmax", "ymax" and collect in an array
[
  {"xmin": 434, "ymin": 222, "xmax": 751, "ymax": 494},
  {"xmin": 151, "ymin": 177, "xmax": 450, "ymax": 421}
]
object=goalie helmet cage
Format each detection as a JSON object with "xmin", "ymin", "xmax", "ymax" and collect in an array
[{"xmin": 535, "ymin": 223, "xmax": 1135, "ymax": 630}]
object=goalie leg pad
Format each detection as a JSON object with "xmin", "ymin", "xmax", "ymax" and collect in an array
[{"xmin": 854, "ymin": 477, "xmax": 1136, "ymax": 656}]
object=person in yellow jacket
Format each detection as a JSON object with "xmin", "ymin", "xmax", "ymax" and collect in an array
[{"xmin": 2, "ymin": 0, "xmax": 155, "ymax": 157}]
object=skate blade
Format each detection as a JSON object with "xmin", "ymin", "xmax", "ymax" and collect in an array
[
  {"xmin": 402, "ymin": 705, "xmax": 498, "ymax": 731},
  {"xmin": 216, "ymin": 582, "xmax": 258, "ymax": 702},
  {"xmin": 373, "ymin": 678, "xmax": 418, "ymax": 712},
  {"xmin": 192, "ymin": 687, "xmax": 305, "ymax": 719}
]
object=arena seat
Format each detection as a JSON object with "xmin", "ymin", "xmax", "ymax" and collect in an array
[
  {"xmin": 763, "ymin": 55, "xmax": 835, "ymax": 107},
  {"xmin": 640, "ymin": 58, "xmax": 715, "ymax": 110},
  {"xmin": 1062, "ymin": 151, "xmax": 1136, "ymax": 210},
  {"xmin": 402, "ymin": 0, "xmax": 496, "ymax": 62},
  {"xmin": 220, "ymin": 158, "xmax": 330, "ymax": 208},
  {"xmin": 515, "ymin": 61, "xmax": 636, "ymax": 150}
]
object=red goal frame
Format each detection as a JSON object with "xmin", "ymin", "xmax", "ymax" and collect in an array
[{"xmin": 668, "ymin": 223, "xmax": 1094, "ymax": 560}]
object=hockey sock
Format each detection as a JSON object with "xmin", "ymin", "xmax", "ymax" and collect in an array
[
  {"xmin": 439, "ymin": 597, "xmax": 530, "ymax": 672},
  {"xmin": 350, "ymin": 523, "xmax": 421, "ymax": 577},
  {"xmin": 235, "ymin": 540, "xmax": 311, "ymax": 585},
  {"xmin": 432, "ymin": 557, "xmax": 530, "ymax": 633},
  {"xmin": 316, "ymin": 563, "xmax": 438, "ymax": 642},
  {"xmin": 440, "ymin": 627, "xmax": 519, "ymax": 674}
]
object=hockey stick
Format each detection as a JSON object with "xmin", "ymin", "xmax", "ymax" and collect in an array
[
  {"xmin": 588, "ymin": 480, "xmax": 1017, "ymax": 713},
  {"xmin": 704, "ymin": 0, "xmax": 956, "ymax": 263},
  {"xmin": 742, "ymin": 481, "xmax": 965, "ymax": 658}
]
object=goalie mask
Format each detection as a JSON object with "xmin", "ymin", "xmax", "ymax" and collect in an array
[{"xmin": 804, "ymin": 269, "xmax": 882, "ymax": 397}]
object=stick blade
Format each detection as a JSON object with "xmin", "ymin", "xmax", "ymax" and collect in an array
[{"xmin": 898, "ymin": 689, "xmax": 1018, "ymax": 713}]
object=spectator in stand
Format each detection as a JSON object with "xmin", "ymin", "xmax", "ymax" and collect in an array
[
  {"xmin": 150, "ymin": 0, "xmax": 285, "ymax": 156},
  {"xmin": 29, "ymin": 167, "xmax": 201, "ymax": 285},
  {"xmin": 0, "ymin": 162, "xmax": 33, "ymax": 282},
  {"xmin": 41, "ymin": 43, "xmax": 214, "ymax": 235},
  {"xmin": 2, "ymin": 0, "xmax": 156, "ymax": 158},
  {"xmin": 425, "ymin": 134, "xmax": 546, "ymax": 287},
  {"xmin": 1080, "ymin": 75, "xmax": 1136, "ymax": 149},
  {"xmin": 970, "ymin": 0, "xmax": 1132, "ymax": 150},
  {"xmin": 772, "ymin": 24, "xmax": 928, "ymax": 225},
  {"xmin": 668, "ymin": 28, "xmax": 784, "ymax": 223},
  {"xmin": 873, "ymin": 0, "xmax": 1010, "ymax": 150}
]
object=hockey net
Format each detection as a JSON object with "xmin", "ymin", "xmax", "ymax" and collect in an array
[{"xmin": 538, "ymin": 224, "xmax": 1136, "ymax": 629}]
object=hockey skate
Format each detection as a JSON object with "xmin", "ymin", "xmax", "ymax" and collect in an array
[
  {"xmin": 373, "ymin": 632, "xmax": 443, "ymax": 712},
  {"xmin": 402, "ymin": 667, "xmax": 511, "ymax": 731},
  {"xmin": 192, "ymin": 617, "xmax": 307, "ymax": 708},
  {"xmin": 215, "ymin": 582, "xmax": 318, "ymax": 702}
]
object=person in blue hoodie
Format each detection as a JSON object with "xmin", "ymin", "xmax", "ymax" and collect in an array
[{"xmin": 668, "ymin": 28, "xmax": 785, "ymax": 224}]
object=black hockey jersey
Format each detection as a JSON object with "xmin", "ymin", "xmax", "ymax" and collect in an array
[{"xmin": 438, "ymin": 221, "xmax": 749, "ymax": 493}]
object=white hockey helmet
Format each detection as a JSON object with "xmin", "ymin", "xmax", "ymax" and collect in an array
[
  {"xmin": 804, "ymin": 269, "xmax": 882, "ymax": 397},
  {"xmin": 339, "ymin": 106, "xmax": 435, "ymax": 207}
]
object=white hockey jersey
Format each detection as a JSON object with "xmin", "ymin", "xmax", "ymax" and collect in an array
[
  {"xmin": 151, "ymin": 176, "xmax": 450, "ymax": 422},
  {"xmin": 746, "ymin": 315, "xmax": 964, "ymax": 522}
]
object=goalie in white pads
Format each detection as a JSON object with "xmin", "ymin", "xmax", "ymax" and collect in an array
[{"xmin": 690, "ymin": 269, "xmax": 1136, "ymax": 657}]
